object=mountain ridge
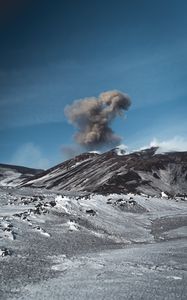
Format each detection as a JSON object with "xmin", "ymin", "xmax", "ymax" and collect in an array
[
  {"xmin": 0, "ymin": 163, "xmax": 43, "ymax": 187},
  {"xmin": 19, "ymin": 147, "xmax": 187, "ymax": 196}
]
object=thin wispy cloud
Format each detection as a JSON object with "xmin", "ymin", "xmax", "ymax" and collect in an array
[
  {"xmin": 150, "ymin": 137, "xmax": 187, "ymax": 153},
  {"xmin": 11, "ymin": 143, "xmax": 50, "ymax": 169},
  {"xmin": 138, "ymin": 136, "xmax": 187, "ymax": 153}
]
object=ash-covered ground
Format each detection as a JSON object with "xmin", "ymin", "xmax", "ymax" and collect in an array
[{"xmin": 0, "ymin": 186, "xmax": 187, "ymax": 299}]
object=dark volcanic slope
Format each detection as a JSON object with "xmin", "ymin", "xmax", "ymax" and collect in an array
[
  {"xmin": 21, "ymin": 147, "xmax": 187, "ymax": 196},
  {"xmin": 0, "ymin": 163, "xmax": 43, "ymax": 187}
]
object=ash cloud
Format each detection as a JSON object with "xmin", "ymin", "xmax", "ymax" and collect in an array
[
  {"xmin": 64, "ymin": 90, "xmax": 131, "ymax": 149},
  {"xmin": 61, "ymin": 145, "xmax": 81, "ymax": 160}
]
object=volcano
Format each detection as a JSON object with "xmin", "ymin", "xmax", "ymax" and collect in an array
[
  {"xmin": 0, "ymin": 147, "xmax": 187, "ymax": 299},
  {"xmin": 21, "ymin": 147, "xmax": 187, "ymax": 196}
]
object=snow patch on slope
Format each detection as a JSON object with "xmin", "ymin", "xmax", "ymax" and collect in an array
[{"xmin": 115, "ymin": 144, "xmax": 128, "ymax": 156}]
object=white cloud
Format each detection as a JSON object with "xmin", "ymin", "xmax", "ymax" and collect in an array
[
  {"xmin": 11, "ymin": 143, "xmax": 50, "ymax": 169},
  {"xmin": 140, "ymin": 136, "xmax": 187, "ymax": 153}
]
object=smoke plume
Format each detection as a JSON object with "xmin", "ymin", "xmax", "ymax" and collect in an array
[{"xmin": 64, "ymin": 90, "xmax": 131, "ymax": 149}]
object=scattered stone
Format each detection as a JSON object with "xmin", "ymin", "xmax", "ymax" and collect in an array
[
  {"xmin": 106, "ymin": 198, "xmax": 112, "ymax": 204},
  {"xmin": 0, "ymin": 247, "xmax": 11, "ymax": 257},
  {"xmin": 3, "ymin": 228, "xmax": 16, "ymax": 240},
  {"xmin": 128, "ymin": 200, "xmax": 136, "ymax": 205},
  {"xmin": 86, "ymin": 209, "xmax": 96, "ymax": 216},
  {"xmin": 33, "ymin": 226, "xmax": 50, "ymax": 237},
  {"xmin": 49, "ymin": 200, "xmax": 56, "ymax": 207},
  {"xmin": 109, "ymin": 198, "xmax": 148, "ymax": 213}
]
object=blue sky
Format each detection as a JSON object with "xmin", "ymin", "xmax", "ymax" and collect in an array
[{"xmin": 0, "ymin": 0, "xmax": 187, "ymax": 168}]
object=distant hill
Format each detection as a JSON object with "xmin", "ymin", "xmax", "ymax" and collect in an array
[{"xmin": 0, "ymin": 163, "xmax": 43, "ymax": 187}]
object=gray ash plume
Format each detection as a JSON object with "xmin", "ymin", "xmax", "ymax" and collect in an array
[{"xmin": 64, "ymin": 90, "xmax": 131, "ymax": 149}]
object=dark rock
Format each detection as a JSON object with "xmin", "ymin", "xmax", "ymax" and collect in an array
[
  {"xmin": 49, "ymin": 200, "xmax": 56, "ymax": 207},
  {"xmin": 0, "ymin": 247, "xmax": 11, "ymax": 257},
  {"xmin": 86, "ymin": 209, "xmax": 96, "ymax": 216}
]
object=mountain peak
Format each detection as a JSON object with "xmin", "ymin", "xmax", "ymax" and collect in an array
[{"xmin": 19, "ymin": 148, "xmax": 187, "ymax": 197}]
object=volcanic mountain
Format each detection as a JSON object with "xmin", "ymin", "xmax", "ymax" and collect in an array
[
  {"xmin": 0, "ymin": 148, "xmax": 187, "ymax": 299},
  {"xmin": 21, "ymin": 147, "xmax": 187, "ymax": 196},
  {"xmin": 0, "ymin": 163, "xmax": 43, "ymax": 187}
]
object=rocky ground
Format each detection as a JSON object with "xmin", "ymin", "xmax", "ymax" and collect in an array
[{"xmin": 0, "ymin": 186, "xmax": 187, "ymax": 299}]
